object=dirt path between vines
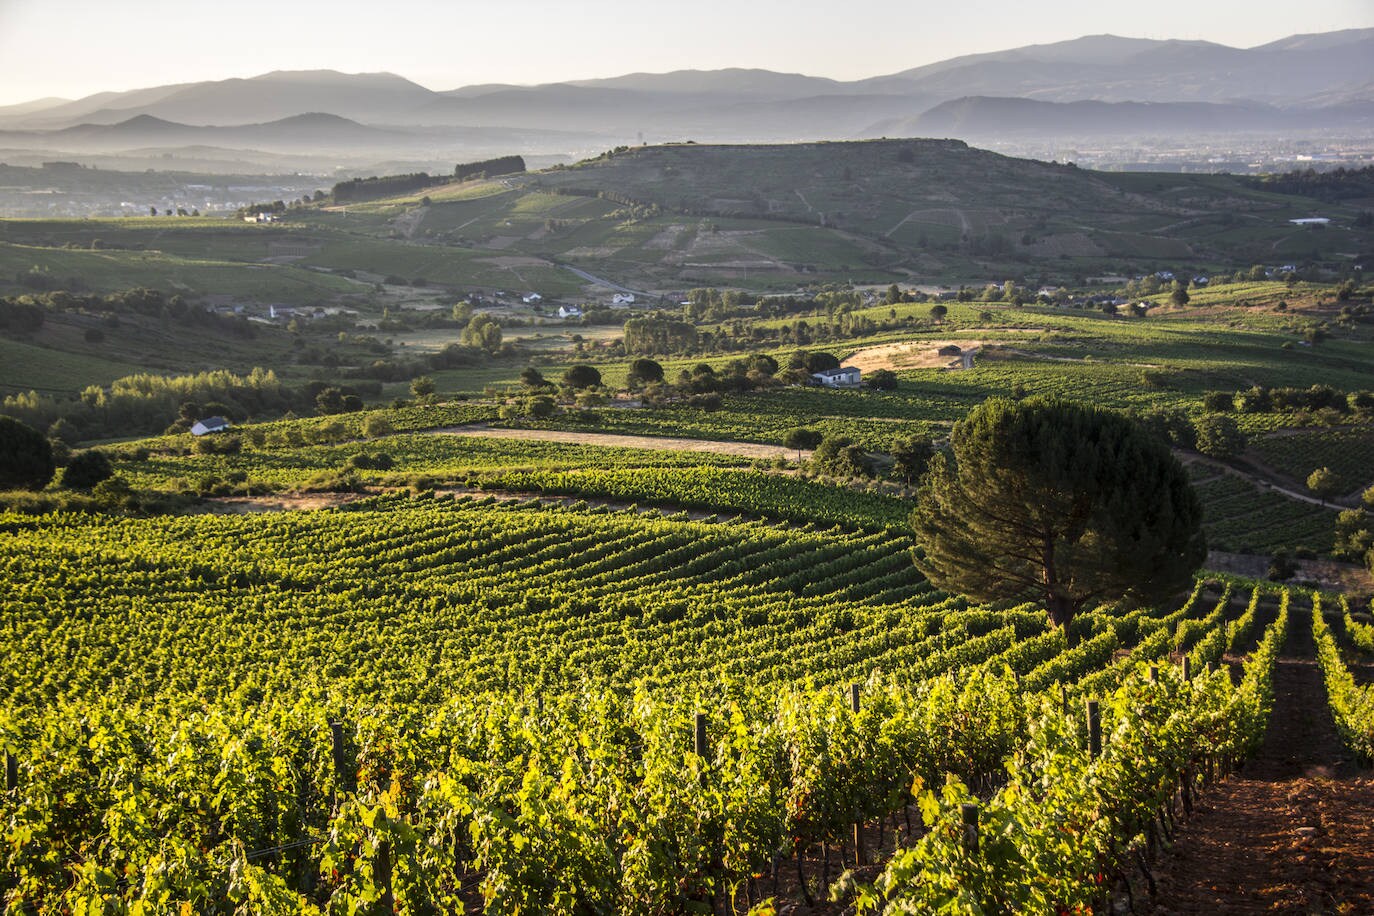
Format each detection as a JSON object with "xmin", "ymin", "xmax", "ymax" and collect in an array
[
  {"xmin": 428, "ymin": 424, "xmax": 803, "ymax": 460},
  {"xmin": 1150, "ymin": 602, "xmax": 1374, "ymax": 914}
]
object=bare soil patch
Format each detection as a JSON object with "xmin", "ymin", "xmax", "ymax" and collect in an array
[
  {"xmin": 1205, "ymin": 551, "xmax": 1374, "ymax": 597},
  {"xmin": 847, "ymin": 340, "xmax": 986, "ymax": 372},
  {"xmin": 197, "ymin": 493, "xmax": 364, "ymax": 514}
]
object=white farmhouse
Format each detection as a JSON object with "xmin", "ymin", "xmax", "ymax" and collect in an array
[
  {"xmin": 191, "ymin": 417, "xmax": 232, "ymax": 436},
  {"xmin": 612, "ymin": 293, "xmax": 636, "ymax": 305},
  {"xmin": 557, "ymin": 305, "xmax": 584, "ymax": 319},
  {"xmin": 812, "ymin": 367, "xmax": 862, "ymax": 389}
]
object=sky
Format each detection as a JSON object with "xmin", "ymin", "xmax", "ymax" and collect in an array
[{"xmin": 0, "ymin": 0, "xmax": 1371, "ymax": 106}]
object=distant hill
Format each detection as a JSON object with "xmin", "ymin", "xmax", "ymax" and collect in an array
[
  {"xmin": 0, "ymin": 113, "xmax": 419, "ymax": 154},
  {"xmin": 0, "ymin": 29, "xmax": 1369, "ymax": 170},
  {"xmin": 2, "ymin": 139, "xmax": 1370, "ymax": 293},
  {"xmin": 3, "ymin": 29, "xmax": 1370, "ymax": 134},
  {"xmin": 860, "ymin": 29, "xmax": 1374, "ymax": 105},
  {"xmin": 881, "ymin": 96, "xmax": 1374, "ymax": 139},
  {"xmin": 10, "ymin": 71, "xmax": 437, "ymax": 128},
  {"xmin": 521, "ymin": 139, "xmax": 1369, "ymax": 272}
]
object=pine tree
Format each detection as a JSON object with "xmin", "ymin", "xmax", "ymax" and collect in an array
[{"xmin": 910, "ymin": 397, "xmax": 1205, "ymax": 629}]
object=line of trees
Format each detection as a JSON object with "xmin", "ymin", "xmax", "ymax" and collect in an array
[
  {"xmin": 332, "ymin": 173, "xmax": 444, "ymax": 204},
  {"xmin": 1, "ymin": 368, "xmax": 295, "ymax": 442},
  {"xmin": 454, "ymin": 156, "xmax": 526, "ymax": 182},
  {"xmin": 332, "ymin": 157, "xmax": 528, "ymax": 204}
]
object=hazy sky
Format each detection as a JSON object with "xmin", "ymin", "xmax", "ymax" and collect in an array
[{"xmin": 1, "ymin": 0, "xmax": 1371, "ymax": 105}]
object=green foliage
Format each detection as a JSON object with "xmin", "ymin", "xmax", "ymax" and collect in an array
[
  {"xmin": 911, "ymin": 397, "xmax": 1205, "ymax": 627},
  {"xmin": 361, "ymin": 414, "xmax": 395, "ymax": 438},
  {"xmin": 0, "ymin": 489, "xmax": 1284, "ymax": 912},
  {"xmin": 410, "ymin": 376, "xmax": 436, "ymax": 399},
  {"xmin": 0, "ymin": 415, "xmax": 54, "ymax": 490},
  {"xmin": 624, "ymin": 315, "xmax": 698, "ymax": 355},
  {"xmin": 1312, "ymin": 595, "xmax": 1374, "ymax": 763},
  {"xmin": 789, "ymin": 350, "xmax": 840, "ymax": 373},
  {"xmin": 1306, "ymin": 466, "xmax": 1342, "ymax": 502},
  {"xmin": 59, "ymin": 449, "xmax": 113, "ymax": 490},
  {"xmin": 462, "ymin": 313, "xmax": 503, "ymax": 353},
  {"xmin": 1194, "ymin": 414, "xmax": 1247, "ymax": 460},
  {"xmin": 889, "ymin": 437, "xmax": 936, "ymax": 485},
  {"xmin": 865, "ymin": 368, "xmax": 899, "ymax": 390},
  {"xmin": 782, "ymin": 427, "xmax": 823, "ymax": 456},
  {"xmin": 1202, "ymin": 391, "xmax": 1233, "ymax": 412},
  {"xmin": 810, "ymin": 435, "xmax": 873, "ymax": 479},
  {"xmin": 518, "ymin": 366, "xmax": 548, "ymax": 389},
  {"xmin": 3, "ymin": 367, "xmax": 292, "ymax": 442},
  {"xmin": 627, "ymin": 358, "xmax": 665, "ymax": 387},
  {"xmin": 562, "ymin": 365, "xmax": 602, "ymax": 389},
  {"xmin": 859, "ymin": 597, "xmax": 1287, "ymax": 913}
]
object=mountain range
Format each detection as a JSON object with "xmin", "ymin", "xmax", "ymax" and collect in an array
[{"xmin": 1, "ymin": 29, "xmax": 1370, "ymax": 171}]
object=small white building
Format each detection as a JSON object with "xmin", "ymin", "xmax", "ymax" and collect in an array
[
  {"xmin": 557, "ymin": 305, "xmax": 584, "ymax": 319},
  {"xmin": 1289, "ymin": 217, "xmax": 1330, "ymax": 226},
  {"xmin": 522, "ymin": 293, "xmax": 543, "ymax": 304},
  {"xmin": 812, "ymin": 367, "xmax": 862, "ymax": 389},
  {"xmin": 191, "ymin": 417, "xmax": 232, "ymax": 436},
  {"xmin": 612, "ymin": 293, "xmax": 636, "ymax": 305}
]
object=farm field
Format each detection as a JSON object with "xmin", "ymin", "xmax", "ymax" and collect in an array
[
  {"xmin": 0, "ymin": 494, "xmax": 1326, "ymax": 913},
  {"xmin": 2, "ymin": 141, "xmax": 1374, "ymax": 914},
  {"xmin": 1249, "ymin": 426, "xmax": 1374, "ymax": 497}
]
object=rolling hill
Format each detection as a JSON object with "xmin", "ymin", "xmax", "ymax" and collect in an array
[{"xmin": 6, "ymin": 139, "xmax": 1367, "ymax": 304}]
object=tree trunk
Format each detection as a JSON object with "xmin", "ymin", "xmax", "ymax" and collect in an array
[
  {"xmin": 1046, "ymin": 593, "xmax": 1076, "ymax": 630},
  {"xmin": 1042, "ymin": 538, "xmax": 1077, "ymax": 631}
]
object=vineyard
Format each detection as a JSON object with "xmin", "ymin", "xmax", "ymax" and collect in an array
[
  {"xmin": 0, "ymin": 493, "xmax": 1346, "ymax": 913},
  {"xmin": 1250, "ymin": 426, "xmax": 1374, "ymax": 495},
  {"xmin": 1186, "ymin": 466, "xmax": 1338, "ymax": 554}
]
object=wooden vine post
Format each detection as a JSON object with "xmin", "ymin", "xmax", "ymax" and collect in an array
[
  {"xmin": 961, "ymin": 803, "xmax": 979, "ymax": 855},
  {"xmin": 375, "ymin": 840, "xmax": 395, "ymax": 913},
  {"xmin": 850, "ymin": 683, "xmax": 864, "ymax": 866},
  {"xmin": 4, "ymin": 751, "xmax": 16, "ymax": 791},
  {"xmin": 1086, "ymin": 700, "xmax": 1102, "ymax": 759},
  {"xmin": 330, "ymin": 721, "xmax": 349, "ymax": 806}
]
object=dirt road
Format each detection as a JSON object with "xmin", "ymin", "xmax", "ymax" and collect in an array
[
  {"xmin": 429, "ymin": 424, "xmax": 801, "ymax": 460},
  {"xmin": 1151, "ymin": 599, "xmax": 1374, "ymax": 913}
]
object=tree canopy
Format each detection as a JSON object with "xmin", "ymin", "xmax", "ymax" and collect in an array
[
  {"xmin": 1194, "ymin": 414, "xmax": 1246, "ymax": 460},
  {"xmin": 61, "ymin": 449, "xmax": 113, "ymax": 490},
  {"xmin": 782, "ymin": 427, "xmax": 823, "ymax": 459},
  {"xmin": 461, "ymin": 314, "xmax": 503, "ymax": 353},
  {"xmin": 910, "ymin": 397, "xmax": 1205, "ymax": 628},
  {"xmin": 0, "ymin": 416, "xmax": 54, "ymax": 490},
  {"xmin": 562, "ymin": 365, "xmax": 602, "ymax": 390},
  {"xmin": 627, "ymin": 358, "xmax": 665, "ymax": 387}
]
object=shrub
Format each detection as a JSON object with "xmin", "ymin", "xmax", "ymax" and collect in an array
[
  {"xmin": 362, "ymin": 415, "xmax": 395, "ymax": 438},
  {"xmin": 0, "ymin": 416, "xmax": 55, "ymax": 490},
  {"xmin": 61, "ymin": 449, "xmax": 114, "ymax": 490}
]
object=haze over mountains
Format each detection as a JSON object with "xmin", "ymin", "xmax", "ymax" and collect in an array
[{"xmin": 1, "ymin": 29, "xmax": 1371, "ymax": 175}]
